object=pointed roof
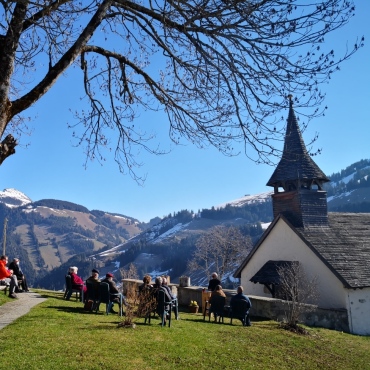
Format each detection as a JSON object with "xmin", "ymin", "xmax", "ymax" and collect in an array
[{"xmin": 266, "ymin": 97, "xmax": 329, "ymax": 187}]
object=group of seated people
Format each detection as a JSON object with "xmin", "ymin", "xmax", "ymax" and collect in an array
[
  {"xmin": 67, "ymin": 268, "xmax": 251, "ymax": 325},
  {"xmin": 207, "ymin": 272, "xmax": 252, "ymax": 326},
  {"xmin": 67, "ymin": 267, "xmax": 128, "ymax": 314},
  {"xmin": 138, "ymin": 274, "xmax": 178, "ymax": 324},
  {"xmin": 0, "ymin": 255, "xmax": 30, "ymax": 298}
]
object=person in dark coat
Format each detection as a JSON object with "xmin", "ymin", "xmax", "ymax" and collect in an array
[
  {"xmin": 86, "ymin": 269, "xmax": 100, "ymax": 287},
  {"xmin": 208, "ymin": 272, "xmax": 221, "ymax": 291},
  {"xmin": 153, "ymin": 276, "xmax": 173, "ymax": 324},
  {"xmin": 162, "ymin": 275, "xmax": 179, "ymax": 319},
  {"xmin": 8, "ymin": 257, "xmax": 29, "ymax": 292},
  {"xmin": 230, "ymin": 286, "xmax": 252, "ymax": 326},
  {"xmin": 101, "ymin": 273, "xmax": 128, "ymax": 314}
]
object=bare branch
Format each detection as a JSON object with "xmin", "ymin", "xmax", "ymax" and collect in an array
[{"xmin": 0, "ymin": 0, "xmax": 363, "ymax": 179}]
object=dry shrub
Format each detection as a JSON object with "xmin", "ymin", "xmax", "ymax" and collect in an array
[{"xmin": 118, "ymin": 265, "xmax": 156, "ymax": 328}]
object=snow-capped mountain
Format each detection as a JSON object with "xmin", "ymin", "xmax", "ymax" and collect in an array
[
  {"xmin": 1, "ymin": 158, "xmax": 369, "ymax": 291},
  {"xmin": 0, "ymin": 188, "xmax": 32, "ymax": 208},
  {"xmin": 216, "ymin": 191, "xmax": 272, "ymax": 208}
]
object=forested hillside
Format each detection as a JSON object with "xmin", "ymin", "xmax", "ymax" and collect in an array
[
  {"xmin": 1, "ymin": 158, "xmax": 369, "ymax": 290},
  {"xmin": 0, "ymin": 199, "xmax": 145, "ymax": 286},
  {"xmin": 325, "ymin": 159, "xmax": 370, "ymax": 212}
]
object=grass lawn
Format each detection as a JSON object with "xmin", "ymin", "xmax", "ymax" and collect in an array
[{"xmin": 0, "ymin": 290, "xmax": 369, "ymax": 370}]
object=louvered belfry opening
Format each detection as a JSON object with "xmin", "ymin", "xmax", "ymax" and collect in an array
[{"xmin": 266, "ymin": 96, "xmax": 330, "ymax": 228}]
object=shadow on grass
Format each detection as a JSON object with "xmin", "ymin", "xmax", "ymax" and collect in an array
[{"xmin": 37, "ymin": 292, "xmax": 67, "ymax": 301}]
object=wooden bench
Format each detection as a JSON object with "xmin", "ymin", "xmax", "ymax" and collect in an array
[{"xmin": 0, "ymin": 280, "xmax": 9, "ymax": 294}]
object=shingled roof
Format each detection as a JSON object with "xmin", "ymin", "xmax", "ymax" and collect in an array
[
  {"xmin": 266, "ymin": 98, "xmax": 329, "ymax": 188},
  {"xmin": 234, "ymin": 212, "xmax": 370, "ymax": 289},
  {"xmin": 297, "ymin": 212, "xmax": 370, "ymax": 288}
]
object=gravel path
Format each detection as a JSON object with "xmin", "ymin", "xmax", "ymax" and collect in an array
[{"xmin": 0, "ymin": 291, "xmax": 47, "ymax": 330}]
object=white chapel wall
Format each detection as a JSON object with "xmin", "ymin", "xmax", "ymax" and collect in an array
[
  {"xmin": 346, "ymin": 288, "xmax": 370, "ymax": 336},
  {"xmin": 240, "ymin": 219, "xmax": 347, "ymax": 309}
]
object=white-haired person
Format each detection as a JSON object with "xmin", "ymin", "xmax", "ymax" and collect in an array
[
  {"xmin": 69, "ymin": 266, "xmax": 87, "ymax": 296},
  {"xmin": 207, "ymin": 272, "xmax": 221, "ymax": 291}
]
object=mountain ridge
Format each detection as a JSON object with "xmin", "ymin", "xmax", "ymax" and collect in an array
[{"xmin": 1, "ymin": 158, "xmax": 369, "ymax": 289}]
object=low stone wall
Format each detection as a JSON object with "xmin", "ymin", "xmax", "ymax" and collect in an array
[
  {"xmin": 122, "ymin": 279, "xmax": 349, "ymax": 332},
  {"xmin": 248, "ymin": 294, "xmax": 349, "ymax": 332}
]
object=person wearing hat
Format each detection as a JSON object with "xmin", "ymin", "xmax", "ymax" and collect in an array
[
  {"xmin": 86, "ymin": 269, "xmax": 100, "ymax": 286},
  {"xmin": 101, "ymin": 273, "xmax": 128, "ymax": 314},
  {"xmin": 8, "ymin": 257, "xmax": 30, "ymax": 292},
  {"xmin": 86, "ymin": 268, "xmax": 101, "ymax": 302}
]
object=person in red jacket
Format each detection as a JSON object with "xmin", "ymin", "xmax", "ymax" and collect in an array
[
  {"xmin": 0, "ymin": 255, "xmax": 18, "ymax": 298},
  {"xmin": 69, "ymin": 266, "xmax": 87, "ymax": 295}
]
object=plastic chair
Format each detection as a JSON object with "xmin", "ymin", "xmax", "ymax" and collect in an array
[
  {"xmin": 64, "ymin": 274, "xmax": 84, "ymax": 302},
  {"xmin": 156, "ymin": 289, "xmax": 172, "ymax": 327},
  {"xmin": 97, "ymin": 282, "xmax": 123, "ymax": 316},
  {"xmin": 230, "ymin": 299, "xmax": 251, "ymax": 326},
  {"xmin": 205, "ymin": 295, "xmax": 226, "ymax": 323}
]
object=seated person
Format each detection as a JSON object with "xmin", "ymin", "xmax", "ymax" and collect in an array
[
  {"xmin": 101, "ymin": 273, "xmax": 128, "ymax": 314},
  {"xmin": 69, "ymin": 266, "xmax": 87, "ymax": 297},
  {"xmin": 208, "ymin": 272, "xmax": 221, "ymax": 291},
  {"xmin": 0, "ymin": 255, "xmax": 18, "ymax": 298},
  {"xmin": 209, "ymin": 284, "xmax": 226, "ymax": 322},
  {"xmin": 138, "ymin": 274, "xmax": 153, "ymax": 294},
  {"xmin": 162, "ymin": 276, "xmax": 179, "ymax": 319},
  {"xmin": 209, "ymin": 284, "xmax": 226, "ymax": 302},
  {"xmin": 161, "ymin": 276, "xmax": 175, "ymax": 300},
  {"xmin": 153, "ymin": 276, "xmax": 173, "ymax": 324},
  {"xmin": 86, "ymin": 269, "xmax": 100, "ymax": 290},
  {"xmin": 86, "ymin": 268, "xmax": 100, "ymax": 300},
  {"xmin": 230, "ymin": 285, "xmax": 252, "ymax": 326},
  {"xmin": 8, "ymin": 257, "xmax": 29, "ymax": 292}
]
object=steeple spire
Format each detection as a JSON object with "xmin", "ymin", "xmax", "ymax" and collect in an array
[
  {"xmin": 266, "ymin": 96, "xmax": 330, "ymax": 228},
  {"xmin": 266, "ymin": 96, "xmax": 329, "ymax": 192}
]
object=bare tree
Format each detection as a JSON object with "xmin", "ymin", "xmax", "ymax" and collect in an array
[
  {"xmin": 0, "ymin": 1, "xmax": 363, "ymax": 179},
  {"xmin": 277, "ymin": 261, "xmax": 319, "ymax": 332},
  {"xmin": 188, "ymin": 225, "xmax": 252, "ymax": 281},
  {"xmin": 118, "ymin": 262, "xmax": 156, "ymax": 328},
  {"xmin": 120, "ymin": 262, "xmax": 139, "ymax": 281}
]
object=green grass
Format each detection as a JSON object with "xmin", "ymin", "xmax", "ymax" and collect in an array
[
  {"xmin": 0, "ymin": 290, "xmax": 369, "ymax": 370},
  {"xmin": 0, "ymin": 289, "xmax": 12, "ymax": 305}
]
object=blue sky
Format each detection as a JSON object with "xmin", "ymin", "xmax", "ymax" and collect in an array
[{"xmin": 1, "ymin": 1, "xmax": 369, "ymax": 223}]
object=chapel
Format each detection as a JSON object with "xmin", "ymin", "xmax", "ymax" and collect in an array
[{"xmin": 234, "ymin": 96, "xmax": 370, "ymax": 335}]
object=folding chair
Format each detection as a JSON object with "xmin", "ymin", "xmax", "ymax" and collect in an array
[{"xmin": 156, "ymin": 289, "xmax": 173, "ymax": 327}]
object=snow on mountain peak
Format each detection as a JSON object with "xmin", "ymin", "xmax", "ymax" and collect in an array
[
  {"xmin": 216, "ymin": 191, "xmax": 272, "ymax": 209},
  {"xmin": 0, "ymin": 188, "xmax": 32, "ymax": 208}
]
